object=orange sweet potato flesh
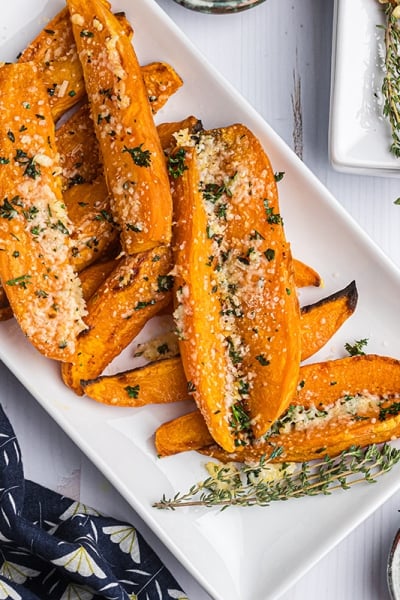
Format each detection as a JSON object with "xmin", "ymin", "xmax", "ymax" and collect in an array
[
  {"xmin": 155, "ymin": 354, "xmax": 400, "ymax": 460},
  {"xmin": 56, "ymin": 104, "xmax": 103, "ymax": 190},
  {"xmin": 56, "ymin": 73, "xmax": 185, "ymax": 191},
  {"xmin": 141, "ymin": 62, "xmax": 183, "ymax": 114},
  {"xmin": 82, "ymin": 356, "xmax": 189, "ymax": 406},
  {"xmin": 67, "ymin": 0, "xmax": 172, "ymax": 254},
  {"xmin": 78, "ymin": 258, "xmax": 118, "ymax": 301},
  {"xmin": 300, "ymin": 280, "xmax": 358, "ymax": 361},
  {"xmin": 61, "ymin": 245, "xmax": 173, "ymax": 394},
  {"xmin": 64, "ymin": 177, "xmax": 119, "ymax": 272},
  {"xmin": 172, "ymin": 124, "xmax": 302, "ymax": 450},
  {"xmin": 80, "ymin": 282, "xmax": 357, "ymax": 406},
  {"xmin": 18, "ymin": 6, "xmax": 133, "ymax": 122},
  {"xmin": 0, "ymin": 63, "xmax": 86, "ymax": 360},
  {"xmin": 172, "ymin": 145, "xmax": 237, "ymax": 451},
  {"xmin": 293, "ymin": 258, "xmax": 322, "ymax": 288}
]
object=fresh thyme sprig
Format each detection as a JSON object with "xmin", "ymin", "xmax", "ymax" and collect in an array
[
  {"xmin": 380, "ymin": 2, "xmax": 400, "ymax": 156},
  {"xmin": 153, "ymin": 444, "xmax": 400, "ymax": 509}
]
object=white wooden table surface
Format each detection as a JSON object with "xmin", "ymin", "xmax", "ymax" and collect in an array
[{"xmin": 3, "ymin": 0, "xmax": 400, "ymax": 598}]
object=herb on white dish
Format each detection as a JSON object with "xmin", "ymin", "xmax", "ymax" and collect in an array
[{"xmin": 153, "ymin": 444, "xmax": 400, "ymax": 509}]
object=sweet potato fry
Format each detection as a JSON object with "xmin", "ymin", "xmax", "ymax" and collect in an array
[
  {"xmin": 56, "ymin": 73, "xmax": 185, "ymax": 191},
  {"xmin": 293, "ymin": 258, "xmax": 322, "ymax": 288},
  {"xmin": 18, "ymin": 6, "xmax": 133, "ymax": 122},
  {"xmin": 141, "ymin": 62, "xmax": 183, "ymax": 114},
  {"xmin": 301, "ymin": 280, "xmax": 358, "ymax": 360},
  {"xmin": 82, "ymin": 356, "xmax": 188, "ymax": 406},
  {"xmin": 171, "ymin": 124, "xmax": 301, "ymax": 450},
  {"xmin": 56, "ymin": 104, "xmax": 102, "ymax": 190},
  {"xmin": 64, "ymin": 177, "xmax": 119, "ymax": 272},
  {"xmin": 155, "ymin": 354, "xmax": 400, "ymax": 460},
  {"xmin": 67, "ymin": 0, "xmax": 172, "ymax": 254},
  {"xmin": 200, "ymin": 354, "xmax": 400, "ymax": 463},
  {"xmin": 156, "ymin": 409, "xmax": 211, "ymax": 457},
  {"xmin": 61, "ymin": 245, "xmax": 173, "ymax": 394},
  {"xmin": 78, "ymin": 258, "xmax": 118, "ymax": 301},
  {"xmin": 157, "ymin": 117, "xmax": 203, "ymax": 153},
  {"xmin": 0, "ymin": 63, "xmax": 86, "ymax": 360}
]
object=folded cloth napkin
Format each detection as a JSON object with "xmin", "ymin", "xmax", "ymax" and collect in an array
[{"xmin": 0, "ymin": 404, "xmax": 188, "ymax": 599}]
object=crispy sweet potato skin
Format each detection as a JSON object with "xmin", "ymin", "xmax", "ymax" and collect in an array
[
  {"xmin": 67, "ymin": 0, "xmax": 172, "ymax": 254},
  {"xmin": 0, "ymin": 63, "xmax": 86, "ymax": 359},
  {"xmin": 82, "ymin": 357, "xmax": 188, "ymax": 406},
  {"xmin": 61, "ymin": 245, "xmax": 173, "ymax": 394},
  {"xmin": 155, "ymin": 355, "xmax": 400, "ymax": 460}
]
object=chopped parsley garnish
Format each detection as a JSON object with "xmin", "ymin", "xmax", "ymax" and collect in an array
[
  {"xmin": 123, "ymin": 144, "xmax": 151, "ymax": 167},
  {"xmin": 263, "ymin": 199, "xmax": 283, "ymax": 225},
  {"xmin": 125, "ymin": 384, "xmax": 140, "ymax": 399},
  {"xmin": 344, "ymin": 338, "xmax": 368, "ymax": 356},
  {"xmin": 6, "ymin": 274, "xmax": 32, "ymax": 288},
  {"xmin": 167, "ymin": 148, "xmax": 187, "ymax": 179},
  {"xmin": 256, "ymin": 354, "xmax": 270, "ymax": 366}
]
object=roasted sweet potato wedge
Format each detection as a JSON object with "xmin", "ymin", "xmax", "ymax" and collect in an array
[
  {"xmin": 61, "ymin": 245, "xmax": 173, "ymax": 394},
  {"xmin": 155, "ymin": 354, "xmax": 400, "ymax": 460},
  {"xmin": 141, "ymin": 62, "xmax": 183, "ymax": 114},
  {"xmin": 64, "ymin": 177, "xmax": 119, "ymax": 272},
  {"xmin": 156, "ymin": 409, "xmax": 210, "ymax": 457},
  {"xmin": 67, "ymin": 0, "xmax": 172, "ymax": 254},
  {"xmin": 200, "ymin": 354, "xmax": 400, "ymax": 463},
  {"xmin": 157, "ymin": 117, "xmax": 203, "ymax": 154},
  {"xmin": 18, "ymin": 6, "xmax": 133, "ymax": 122},
  {"xmin": 300, "ymin": 280, "xmax": 358, "ymax": 360},
  {"xmin": 78, "ymin": 258, "xmax": 118, "ymax": 301},
  {"xmin": 56, "ymin": 74, "xmax": 185, "ymax": 191},
  {"xmin": 0, "ymin": 63, "xmax": 86, "ymax": 359},
  {"xmin": 82, "ymin": 356, "xmax": 188, "ymax": 406},
  {"xmin": 56, "ymin": 103, "xmax": 102, "ymax": 190},
  {"xmin": 171, "ymin": 124, "xmax": 301, "ymax": 450},
  {"xmin": 293, "ymin": 258, "xmax": 322, "ymax": 288}
]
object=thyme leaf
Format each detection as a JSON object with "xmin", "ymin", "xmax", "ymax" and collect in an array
[
  {"xmin": 153, "ymin": 443, "xmax": 400, "ymax": 509},
  {"xmin": 380, "ymin": 2, "xmax": 400, "ymax": 156}
]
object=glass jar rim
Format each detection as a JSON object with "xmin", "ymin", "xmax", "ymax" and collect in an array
[{"xmin": 172, "ymin": 0, "xmax": 267, "ymax": 14}]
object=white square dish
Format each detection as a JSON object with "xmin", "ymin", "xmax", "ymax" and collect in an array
[
  {"xmin": 2, "ymin": 2, "xmax": 400, "ymax": 600},
  {"xmin": 330, "ymin": 0, "xmax": 400, "ymax": 176}
]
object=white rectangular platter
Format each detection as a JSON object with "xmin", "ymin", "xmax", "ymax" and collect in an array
[
  {"xmin": 330, "ymin": 0, "xmax": 400, "ymax": 176},
  {"xmin": 2, "ymin": 2, "xmax": 400, "ymax": 599}
]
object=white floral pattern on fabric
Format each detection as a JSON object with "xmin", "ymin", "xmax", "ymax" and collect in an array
[
  {"xmin": 0, "ymin": 404, "xmax": 188, "ymax": 600},
  {"xmin": 0, "ymin": 562, "xmax": 40, "ymax": 584},
  {"xmin": 102, "ymin": 526, "xmax": 140, "ymax": 563},
  {"xmin": 59, "ymin": 503, "xmax": 101, "ymax": 522},
  {"xmin": 59, "ymin": 583, "xmax": 95, "ymax": 600},
  {"xmin": 0, "ymin": 579, "xmax": 22, "ymax": 600},
  {"xmin": 52, "ymin": 547, "xmax": 107, "ymax": 578}
]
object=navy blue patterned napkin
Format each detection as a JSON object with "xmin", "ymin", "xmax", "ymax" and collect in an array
[{"xmin": 0, "ymin": 404, "xmax": 188, "ymax": 600}]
